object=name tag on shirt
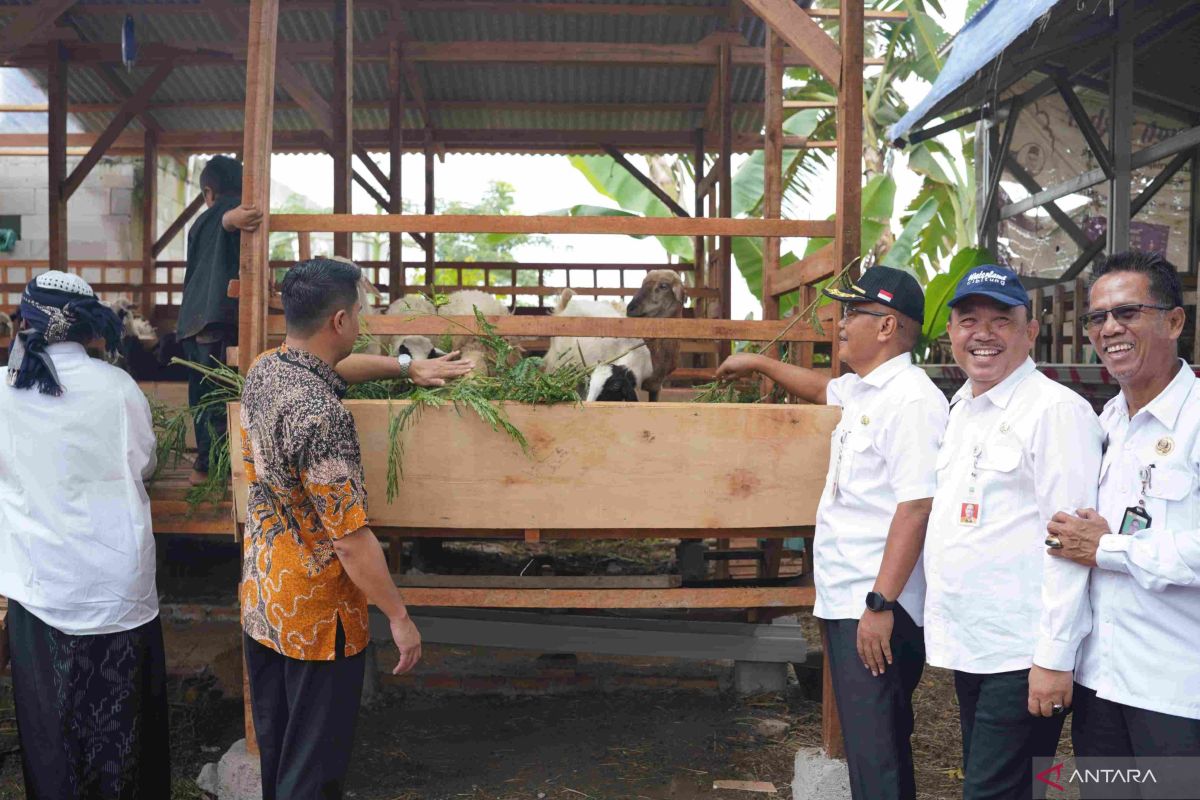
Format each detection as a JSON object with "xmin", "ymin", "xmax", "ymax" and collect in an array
[
  {"xmin": 1118, "ymin": 505, "xmax": 1151, "ymax": 535},
  {"xmin": 960, "ymin": 500, "xmax": 981, "ymax": 526}
]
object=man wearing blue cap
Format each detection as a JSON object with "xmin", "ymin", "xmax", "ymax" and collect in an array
[
  {"xmin": 718, "ymin": 266, "xmax": 947, "ymax": 800},
  {"xmin": 924, "ymin": 265, "xmax": 1103, "ymax": 799}
]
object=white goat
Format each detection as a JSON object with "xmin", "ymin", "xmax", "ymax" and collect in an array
[
  {"xmin": 383, "ymin": 289, "xmax": 512, "ymax": 374},
  {"xmin": 585, "ymin": 343, "xmax": 654, "ymax": 401},
  {"xmin": 542, "ymin": 289, "xmax": 624, "ymax": 373},
  {"xmin": 0, "ymin": 311, "xmax": 12, "ymax": 339}
]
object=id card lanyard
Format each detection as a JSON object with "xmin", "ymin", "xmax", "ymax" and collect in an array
[
  {"xmin": 831, "ymin": 429, "xmax": 850, "ymax": 499},
  {"xmin": 1119, "ymin": 464, "xmax": 1154, "ymax": 535},
  {"xmin": 959, "ymin": 442, "xmax": 983, "ymax": 527}
]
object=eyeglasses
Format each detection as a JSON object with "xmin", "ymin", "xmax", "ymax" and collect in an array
[
  {"xmin": 841, "ymin": 305, "xmax": 891, "ymax": 321},
  {"xmin": 1080, "ymin": 303, "xmax": 1175, "ymax": 331}
]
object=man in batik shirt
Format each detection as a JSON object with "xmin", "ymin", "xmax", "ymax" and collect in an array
[{"xmin": 240, "ymin": 257, "xmax": 470, "ymax": 800}]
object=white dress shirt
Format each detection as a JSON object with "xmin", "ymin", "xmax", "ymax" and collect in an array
[
  {"xmin": 0, "ymin": 342, "xmax": 159, "ymax": 635},
  {"xmin": 813, "ymin": 352, "xmax": 948, "ymax": 623},
  {"xmin": 924, "ymin": 358, "xmax": 1102, "ymax": 673},
  {"xmin": 1075, "ymin": 360, "xmax": 1200, "ymax": 720}
]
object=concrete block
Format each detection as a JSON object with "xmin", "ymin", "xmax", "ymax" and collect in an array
[
  {"xmin": 792, "ymin": 747, "xmax": 850, "ymax": 800},
  {"xmin": 734, "ymin": 661, "xmax": 788, "ymax": 695},
  {"xmin": 23, "ymin": 239, "xmax": 49, "ymax": 259},
  {"xmin": 97, "ymin": 166, "xmax": 135, "ymax": 189},
  {"xmin": 195, "ymin": 738, "xmax": 262, "ymax": 800},
  {"xmin": 1, "ymin": 188, "xmax": 36, "ymax": 215},
  {"xmin": 20, "ymin": 215, "xmax": 47, "ymax": 240},
  {"xmin": 35, "ymin": 188, "xmax": 48, "ymax": 215},
  {"xmin": 72, "ymin": 187, "xmax": 110, "ymax": 215},
  {"xmin": 71, "ymin": 242, "xmax": 109, "ymax": 261},
  {"xmin": 110, "ymin": 188, "xmax": 134, "ymax": 216}
]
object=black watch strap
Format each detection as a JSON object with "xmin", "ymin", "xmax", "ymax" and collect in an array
[{"xmin": 866, "ymin": 591, "xmax": 896, "ymax": 612}]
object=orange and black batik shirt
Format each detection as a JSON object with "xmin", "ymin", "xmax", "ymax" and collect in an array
[{"xmin": 239, "ymin": 345, "xmax": 370, "ymax": 661}]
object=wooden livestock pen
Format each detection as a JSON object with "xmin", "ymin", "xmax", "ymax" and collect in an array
[{"xmin": 0, "ymin": 0, "xmax": 875, "ymax": 756}]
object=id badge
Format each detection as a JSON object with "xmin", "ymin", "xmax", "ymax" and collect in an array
[
  {"xmin": 959, "ymin": 500, "xmax": 982, "ymax": 526},
  {"xmin": 1119, "ymin": 505, "xmax": 1151, "ymax": 535}
]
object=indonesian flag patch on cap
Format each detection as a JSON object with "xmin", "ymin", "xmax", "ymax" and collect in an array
[{"xmin": 877, "ymin": 289, "xmax": 894, "ymax": 303}]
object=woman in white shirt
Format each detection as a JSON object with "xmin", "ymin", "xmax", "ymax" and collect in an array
[{"xmin": 0, "ymin": 271, "xmax": 168, "ymax": 799}]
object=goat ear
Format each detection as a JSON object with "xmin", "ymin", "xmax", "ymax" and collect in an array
[{"xmin": 673, "ymin": 282, "xmax": 685, "ymax": 306}]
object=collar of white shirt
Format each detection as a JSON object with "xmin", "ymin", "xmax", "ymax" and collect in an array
[
  {"xmin": 950, "ymin": 355, "xmax": 1036, "ymax": 410},
  {"xmin": 857, "ymin": 351, "xmax": 913, "ymax": 389},
  {"xmin": 1104, "ymin": 357, "xmax": 1195, "ymax": 430},
  {"xmin": 42, "ymin": 341, "xmax": 90, "ymax": 362}
]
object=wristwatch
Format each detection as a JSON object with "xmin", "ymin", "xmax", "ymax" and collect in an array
[
  {"xmin": 865, "ymin": 591, "xmax": 896, "ymax": 612},
  {"xmin": 397, "ymin": 353, "xmax": 412, "ymax": 381}
]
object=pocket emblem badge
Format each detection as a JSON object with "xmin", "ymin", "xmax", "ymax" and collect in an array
[
  {"xmin": 860, "ymin": 415, "xmax": 870, "ymax": 426},
  {"xmin": 1156, "ymin": 437, "xmax": 1174, "ymax": 455}
]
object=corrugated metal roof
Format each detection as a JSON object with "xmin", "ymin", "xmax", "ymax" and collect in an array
[{"xmin": 5, "ymin": 0, "xmax": 790, "ymax": 153}]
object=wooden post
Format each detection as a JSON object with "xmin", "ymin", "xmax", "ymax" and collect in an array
[
  {"xmin": 1031, "ymin": 287, "xmax": 1045, "ymax": 362},
  {"xmin": 388, "ymin": 39, "xmax": 405, "ymax": 301},
  {"xmin": 141, "ymin": 128, "xmax": 157, "ymax": 318},
  {"xmin": 1052, "ymin": 282, "xmax": 1065, "ymax": 363},
  {"xmin": 332, "ymin": 0, "xmax": 354, "ymax": 258},
  {"xmin": 1192, "ymin": 149, "xmax": 1200, "ymax": 365},
  {"xmin": 831, "ymin": 0, "xmax": 863, "ymax": 379},
  {"xmin": 424, "ymin": 143, "xmax": 435, "ymax": 288},
  {"xmin": 820, "ymin": 620, "xmax": 845, "ymax": 759},
  {"xmin": 718, "ymin": 43, "xmax": 733, "ymax": 356},
  {"xmin": 47, "ymin": 43, "xmax": 68, "ymax": 270},
  {"xmin": 762, "ymin": 33, "xmax": 783, "ymax": 356}
]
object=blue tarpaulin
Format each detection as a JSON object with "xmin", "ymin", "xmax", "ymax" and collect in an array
[{"xmin": 888, "ymin": 0, "xmax": 1064, "ymax": 144}]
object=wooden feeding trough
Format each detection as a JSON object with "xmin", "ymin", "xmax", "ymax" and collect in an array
[{"xmin": 231, "ymin": 400, "xmax": 838, "ymax": 610}]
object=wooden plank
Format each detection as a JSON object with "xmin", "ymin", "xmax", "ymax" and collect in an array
[
  {"xmin": 718, "ymin": 42, "xmax": 733, "ymax": 337},
  {"xmin": 271, "ymin": 213, "xmax": 835, "ymax": 238},
  {"xmin": 693, "ymin": 128, "xmax": 706, "ymax": 307},
  {"xmin": 388, "ymin": 37, "xmax": 405, "ymax": 299},
  {"xmin": 603, "ymin": 144, "xmax": 690, "ymax": 218},
  {"xmin": 820, "ymin": 620, "xmax": 846, "ymax": 758},
  {"xmin": 0, "ymin": 0, "xmax": 75, "ymax": 63},
  {"xmin": 1072, "ymin": 277, "xmax": 1085, "ymax": 363},
  {"xmin": 271, "ymin": 313, "xmax": 832, "ymax": 342},
  {"xmin": 761, "ymin": 32, "xmax": 784, "ymax": 367},
  {"xmin": 62, "ymin": 63, "xmax": 173, "ymax": 200},
  {"xmin": 353, "ymin": 169, "xmax": 389, "ymax": 210},
  {"xmin": 230, "ymin": 402, "xmax": 840, "ymax": 530},
  {"xmin": 333, "ymin": 0, "xmax": 353, "ymax": 258},
  {"xmin": 768, "ymin": 250, "xmax": 836, "ymax": 296},
  {"xmin": 47, "ymin": 44, "xmax": 68, "ymax": 270},
  {"xmin": 153, "ymin": 192, "xmax": 205, "ymax": 258},
  {"xmin": 425, "ymin": 145, "xmax": 435, "ymax": 287},
  {"xmin": 379, "ymin": 586, "xmax": 813, "ymax": 608},
  {"xmin": 141, "ymin": 129, "xmax": 157, "ymax": 317},
  {"xmin": 237, "ymin": 0, "xmax": 279, "ymax": 376},
  {"xmin": 831, "ymin": 0, "xmax": 863, "ymax": 378},
  {"xmin": 394, "ymin": 575, "xmax": 682, "ymax": 589},
  {"xmin": 742, "ymin": 0, "xmax": 842, "ymax": 88}
]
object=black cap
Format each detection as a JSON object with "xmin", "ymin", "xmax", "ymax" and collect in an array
[{"xmin": 823, "ymin": 265, "xmax": 925, "ymax": 325}]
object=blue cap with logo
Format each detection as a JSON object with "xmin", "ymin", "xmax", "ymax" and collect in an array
[{"xmin": 947, "ymin": 264, "xmax": 1030, "ymax": 309}]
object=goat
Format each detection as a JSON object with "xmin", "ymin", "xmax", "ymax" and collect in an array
[
  {"xmin": 103, "ymin": 297, "xmax": 164, "ymax": 379},
  {"xmin": 625, "ymin": 269, "xmax": 684, "ymax": 401},
  {"xmin": 585, "ymin": 343, "xmax": 654, "ymax": 401},
  {"xmin": 384, "ymin": 290, "xmax": 514, "ymax": 374},
  {"xmin": 0, "ymin": 311, "xmax": 11, "ymax": 340},
  {"xmin": 542, "ymin": 289, "xmax": 625, "ymax": 373}
]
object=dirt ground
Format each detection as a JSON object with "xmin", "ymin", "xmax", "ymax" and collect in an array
[
  {"xmin": 0, "ymin": 651, "xmax": 1076, "ymax": 800},
  {"xmin": 0, "ymin": 538, "xmax": 1075, "ymax": 800}
]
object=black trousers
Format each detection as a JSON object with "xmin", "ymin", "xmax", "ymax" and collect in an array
[
  {"xmin": 244, "ymin": 627, "xmax": 367, "ymax": 800},
  {"xmin": 954, "ymin": 668, "xmax": 1065, "ymax": 800},
  {"xmin": 823, "ymin": 604, "xmax": 925, "ymax": 800},
  {"xmin": 181, "ymin": 326, "xmax": 234, "ymax": 472},
  {"xmin": 7, "ymin": 599, "xmax": 171, "ymax": 800},
  {"xmin": 1072, "ymin": 683, "xmax": 1200, "ymax": 799}
]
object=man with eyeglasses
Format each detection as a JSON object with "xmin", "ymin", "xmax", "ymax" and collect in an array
[
  {"xmin": 923, "ymin": 264, "xmax": 1103, "ymax": 800},
  {"xmin": 1047, "ymin": 251, "xmax": 1200, "ymax": 768},
  {"xmin": 717, "ymin": 266, "xmax": 946, "ymax": 800}
]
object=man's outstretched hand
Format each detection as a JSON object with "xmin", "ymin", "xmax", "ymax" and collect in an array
[{"xmin": 409, "ymin": 350, "xmax": 474, "ymax": 387}]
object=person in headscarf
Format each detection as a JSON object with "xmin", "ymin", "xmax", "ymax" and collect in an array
[{"xmin": 0, "ymin": 271, "xmax": 170, "ymax": 800}]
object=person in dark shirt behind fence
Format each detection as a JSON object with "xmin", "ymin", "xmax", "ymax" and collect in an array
[{"xmin": 178, "ymin": 155, "xmax": 262, "ymax": 485}]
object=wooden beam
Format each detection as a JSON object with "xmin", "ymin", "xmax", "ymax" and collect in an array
[
  {"xmin": 272, "ymin": 314, "xmax": 834, "ymax": 343},
  {"xmin": 352, "ymin": 169, "xmax": 390, "ymax": 211},
  {"xmin": 62, "ymin": 63, "xmax": 173, "ymax": 200},
  {"xmin": 718, "ymin": 43, "xmax": 733, "ymax": 330},
  {"xmin": 0, "ymin": 0, "xmax": 76, "ymax": 63},
  {"xmin": 48, "ymin": 44, "xmax": 68, "ymax": 270},
  {"xmin": 379, "ymin": 586, "xmax": 813, "ymax": 609},
  {"xmin": 761, "ymin": 31, "xmax": 784, "ymax": 366},
  {"xmin": 141, "ymin": 129, "xmax": 157, "ymax": 317},
  {"xmin": 237, "ymin": 0, "xmax": 279, "ymax": 377},
  {"xmin": 602, "ymin": 145, "xmax": 689, "ymax": 218},
  {"xmin": 768, "ymin": 251, "xmax": 834, "ymax": 296},
  {"xmin": 424, "ymin": 145, "xmax": 435, "ymax": 287},
  {"xmin": 64, "ymin": 98, "xmax": 767, "ymax": 115},
  {"xmin": 1108, "ymin": 8, "xmax": 1133, "ymax": 253},
  {"xmin": 830, "ymin": 0, "xmax": 862, "ymax": 379},
  {"xmin": 389, "ymin": 13, "xmax": 445, "ymax": 160},
  {"xmin": 353, "ymin": 142, "xmax": 391, "ymax": 202},
  {"xmin": 333, "ymin": 0, "xmax": 353, "ymax": 258},
  {"xmin": 153, "ymin": 193, "xmax": 205, "ymax": 258},
  {"xmin": 693, "ymin": 128, "xmax": 706, "ymax": 298},
  {"xmin": 741, "ymin": 0, "xmax": 842, "ymax": 88},
  {"xmin": 271, "ymin": 213, "xmax": 835, "ymax": 238},
  {"xmin": 389, "ymin": 37, "xmax": 406, "ymax": 299}
]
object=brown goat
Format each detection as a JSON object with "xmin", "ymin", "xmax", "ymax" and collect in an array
[{"xmin": 626, "ymin": 269, "xmax": 684, "ymax": 401}]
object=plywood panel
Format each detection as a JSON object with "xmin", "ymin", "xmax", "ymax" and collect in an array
[{"xmin": 231, "ymin": 401, "xmax": 839, "ymax": 531}]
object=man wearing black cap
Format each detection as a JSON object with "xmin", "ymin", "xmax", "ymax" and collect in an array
[
  {"xmin": 718, "ymin": 266, "xmax": 946, "ymax": 800},
  {"xmin": 923, "ymin": 265, "xmax": 1102, "ymax": 800}
]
